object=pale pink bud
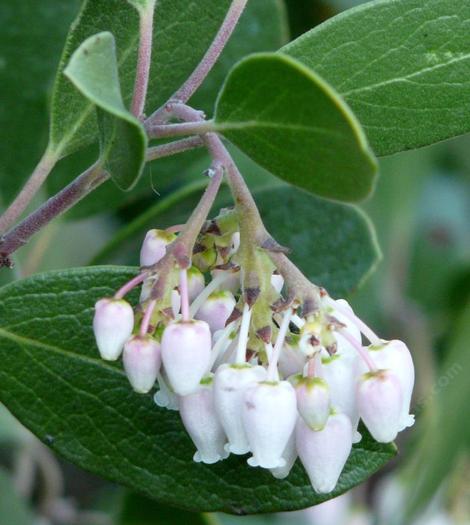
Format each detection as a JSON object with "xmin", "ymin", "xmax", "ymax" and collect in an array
[
  {"xmin": 211, "ymin": 268, "xmax": 240, "ymax": 294},
  {"xmin": 139, "ymin": 229, "xmax": 175, "ymax": 267},
  {"xmin": 319, "ymin": 352, "xmax": 362, "ymax": 442},
  {"xmin": 93, "ymin": 298, "xmax": 134, "ymax": 361},
  {"xmin": 296, "ymin": 412, "xmax": 353, "ymax": 493},
  {"xmin": 271, "ymin": 273, "xmax": 284, "ymax": 293},
  {"xmin": 243, "ymin": 380, "xmax": 297, "ymax": 469},
  {"xmin": 357, "ymin": 370, "xmax": 403, "ymax": 443},
  {"xmin": 295, "ymin": 376, "xmax": 330, "ymax": 431},
  {"xmin": 195, "ymin": 291, "xmax": 236, "ymax": 333},
  {"xmin": 367, "ymin": 340, "xmax": 415, "ymax": 430},
  {"xmin": 213, "ymin": 364, "xmax": 267, "ymax": 455},
  {"xmin": 187, "ymin": 267, "xmax": 205, "ymax": 302},
  {"xmin": 123, "ymin": 335, "xmax": 161, "ymax": 393},
  {"xmin": 179, "ymin": 377, "xmax": 229, "ymax": 464},
  {"xmin": 270, "ymin": 429, "xmax": 297, "ymax": 479},
  {"xmin": 161, "ymin": 320, "xmax": 211, "ymax": 395}
]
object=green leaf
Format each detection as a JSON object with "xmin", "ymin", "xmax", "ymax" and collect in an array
[
  {"xmin": 0, "ymin": 468, "xmax": 33, "ymax": 525},
  {"xmin": 405, "ymin": 297, "xmax": 470, "ymax": 519},
  {"xmin": 49, "ymin": 0, "xmax": 234, "ymax": 158},
  {"xmin": 0, "ymin": 267, "xmax": 395, "ymax": 514},
  {"xmin": 214, "ymin": 53, "xmax": 377, "ymax": 202},
  {"xmin": 119, "ymin": 492, "xmax": 216, "ymax": 525},
  {"xmin": 256, "ymin": 186, "xmax": 380, "ymax": 297},
  {"xmin": 0, "ymin": 0, "xmax": 80, "ymax": 204},
  {"xmin": 64, "ymin": 32, "xmax": 147, "ymax": 190},
  {"xmin": 283, "ymin": 0, "xmax": 470, "ymax": 156}
]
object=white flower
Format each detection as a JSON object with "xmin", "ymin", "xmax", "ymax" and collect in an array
[
  {"xmin": 93, "ymin": 298, "xmax": 134, "ymax": 361},
  {"xmin": 270, "ymin": 429, "xmax": 297, "ymax": 479},
  {"xmin": 295, "ymin": 376, "xmax": 330, "ymax": 431},
  {"xmin": 140, "ymin": 229, "xmax": 175, "ymax": 267},
  {"xmin": 243, "ymin": 380, "xmax": 297, "ymax": 469},
  {"xmin": 123, "ymin": 335, "xmax": 161, "ymax": 393},
  {"xmin": 195, "ymin": 291, "xmax": 236, "ymax": 333}
]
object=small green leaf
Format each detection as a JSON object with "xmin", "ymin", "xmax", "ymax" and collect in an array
[
  {"xmin": 214, "ymin": 53, "xmax": 377, "ymax": 202},
  {"xmin": 283, "ymin": 0, "xmax": 470, "ymax": 156},
  {"xmin": 119, "ymin": 492, "xmax": 216, "ymax": 525},
  {"xmin": 64, "ymin": 32, "xmax": 147, "ymax": 190},
  {"xmin": 0, "ymin": 267, "xmax": 395, "ymax": 514},
  {"xmin": 0, "ymin": 468, "xmax": 33, "ymax": 525}
]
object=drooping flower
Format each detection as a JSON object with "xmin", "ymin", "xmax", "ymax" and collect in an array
[
  {"xmin": 294, "ymin": 375, "xmax": 330, "ymax": 431},
  {"xmin": 123, "ymin": 335, "xmax": 161, "ymax": 393}
]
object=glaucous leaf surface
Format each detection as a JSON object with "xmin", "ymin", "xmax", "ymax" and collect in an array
[
  {"xmin": 283, "ymin": 0, "xmax": 470, "ymax": 156},
  {"xmin": 64, "ymin": 32, "xmax": 147, "ymax": 190},
  {"xmin": 0, "ymin": 267, "xmax": 395, "ymax": 514},
  {"xmin": 214, "ymin": 53, "xmax": 377, "ymax": 202}
]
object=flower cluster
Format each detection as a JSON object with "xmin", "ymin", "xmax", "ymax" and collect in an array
[{"xmin": 93, "ymin": 209, "xmax": 414, "ymax": 494}]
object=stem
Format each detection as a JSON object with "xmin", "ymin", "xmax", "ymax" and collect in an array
[
  {"xmin": 115, "ymin": 272, "xmax": 148, "ymax": 300},
  {"xmin": 179, "ymin": 269, "xmax": 190, "ymax": 321},
  {"xmin": 0, "ymin": 139, "xmax": 203, "ymax": 266},
  {"xmin": 131, "ymin": 0, "xmax": 157, "ymax": 118},
  {"xmin": 147, "ymin": 120, "xmax": 214, "ymax": 139},
  {"xmin": 209, "ymin": 321, "xmax": 237, "ymax": 369},
  {"xmin": 147, "ymin": 0, "xmax": 248, "ymax": 124},
  {"xmin": 340, "ymin": 328, "xmax": 377, "ymax": 372},
  {"xmin": 267, "ymin": 308, "xmax": 292, "ymax": 381},
  {"xmin": 140, "ymin": 299, "xmax": 157, "ymax": 336},
  {"xmin": 0, "ymin": 150, "xmax": 58, "ymax": 235},
  {"xmin": 235, "ymin": 303, "xmax": 252, "ymax": 364}
]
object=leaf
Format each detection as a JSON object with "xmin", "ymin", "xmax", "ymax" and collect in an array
[
  {"xmin": 0, "ymin": 0, "xmax": 80, "ymax": 204},
  {"xmin": 64, "ymin": 32, "xmax": 147, "ymax": 190},
  {"xmin": 119, "ymin": 492, "xmax": 217, "ymax": 525},
  {"xmin": 0, "ymin": 267, "xmax": 395, "ymax": 514},
  {"xmin": 0, "ymin": 468, "xmax": 33, "ymax": 525},
  {"xmin": 405, "ymin": 296, "xmax": 470, "ymax": 518},
  {"xmin": 49, "ymin": 0, "xmax": 234, "ymax": 158},
  {"xmin": 282, "ymin": 0, "xmax": 470, "ymax": 156},
  {"xmin": 214, "ymin": 53, "xmax": 377, "ymax": 202},
  {"xmin": 256, "ymin": 186, "xmax": 380, "ymax": 297},
  {"xmin": 45, "ymin": 0, "xmax": 288, "ymax": 218}
]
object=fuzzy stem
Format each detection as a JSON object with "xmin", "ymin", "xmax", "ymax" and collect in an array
[
  {"xmin": 179, "ymin": 269, "xmax": 190, "ymax": 321},
  {"xmin": 340, "ymin": 329, "xmax": 378, "ymax": 372},
  {"xmin": 235, "ymin": 303, "xmax": 252, "ymax": 364},
  {"xmin": 268, "ymin": 308, "xmax": 293, "ymax": 381},
  {"xmin": 115, "ymin": 272, "xmax": 148, "ymax": 300},
  {"xmin": 147, "ymin": 0, "xmax": 248, "ymax": 124},
  {"xmin": 140, "ymin": 299, "xmax": 157, "ymax": 336},
  {"xmin": 146, "ymin": 136, "xmax": 203, "ymax": 161},
  {"xmin": 0, "ymin": 150, "xmax": 58, "ymax": 235},
  {"xmin": 131, "ymin": 0, "xmax": 157, "ymax": 118},
  {"xmin": 148, "ymin": 120, "xmax": 214, "ymax": 139}
]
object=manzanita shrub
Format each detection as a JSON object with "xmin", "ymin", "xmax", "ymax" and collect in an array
[{"xmin": 0, "ymin": 0, "xmax": 469, "ymax": 517}]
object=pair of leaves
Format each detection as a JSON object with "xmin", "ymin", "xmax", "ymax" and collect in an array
[{"xmin": 0, "ymin": 266, "xmax": 395, "ymax": 514}]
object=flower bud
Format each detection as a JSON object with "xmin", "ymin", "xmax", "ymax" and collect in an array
[
  {"xmin": 294, "ymin": 376, "xmax": 330, "ymax": 431},
  {"xmin": 123, "ymin": 335, "xmax": 161, "ymax": 393},
  {"xmin": 296, "ymin": 412, "xmax": 353, "ymax": 494},
  {"xmin": 140, "ymin": 229, "xmax": 175, "ymax": 267},
  {"xmin": 278, "ymin": 344, "xmax": 306, "ymax": 378},
  {"xmin": 367, "ymin": 340, "xmax": 415, "ymax": 430},
  {"xmin": 187, "ymin": 267, "xmax": 205, "ymax": 302},
  {"xmin": 211, "ymin": 268, "xmax": 240, "ymax": 294},
  {"xmin": 93, "ymin": 298, "xmax": 134, "ymax": 361},
  {"xmin": 271, "ymin": 273, "xmax": 284, "ymax": 294},
  {"xmin": 179, "ymin": 377, "xmax": 229, "ymax": 464},
  {"xmin": 357, "ymin": 370, "xmax": 403, "ymax": 443},
  {"xmin": 243, "ymin": 380, "xmax": 297, "ymax": 469},
  {"xmin": 270, "ymin": 430, "xmax": 297, "ymax": 479},
  {"xmin": 213, "ymin": 364, "xmax": 267, "ymax": 455},
  {"xmin": 161, "ymin": 320, "xmax": 212, "ymax": 396},
  {"xmin": 319, "ymin": 352, "xmax": 362, "ymax": 442},
  {"xmin": 195, "ymin": 291, "xmax": 236, "ymax": 333}
]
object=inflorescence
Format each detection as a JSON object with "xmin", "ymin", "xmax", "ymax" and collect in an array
[{"xmin": 93, "ymin": 207, "xmax": 414, "ymax": 494}]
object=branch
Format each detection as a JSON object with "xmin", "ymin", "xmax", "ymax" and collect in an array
[
  {"xmin": 0, "ymin": 150, "xmax": 58, "ymax": 235},
  {"xmin": 146, "ymin": 0, "xmax": 248, "ymax": 124},
  {"xmin": 131, "ymin": 0, "xmax": 157, "ymax": 118},
  {"xmin": 0, "ymin": 138, "xmax": 204, "ymax": 267}
]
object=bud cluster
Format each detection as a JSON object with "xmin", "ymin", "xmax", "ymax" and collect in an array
[{"xmin": 93, "ymin": 208, "xmax": 415, "ymax": 494}]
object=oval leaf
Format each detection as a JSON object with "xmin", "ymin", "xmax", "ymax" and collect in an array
[
  {"xmin": 282, "ymin": 0, "xmax": 470, "ymax": 156},
  {"xmin": 214, "ymin": 53, "xmax": 377, "ymax": 202},
  {"xmin": 0, "ymin": 267, "xmax": 395, "ymax": 514},
  {"xmin": 64, "ymin": 32, "xmax": 147, "ymax": 190}
]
